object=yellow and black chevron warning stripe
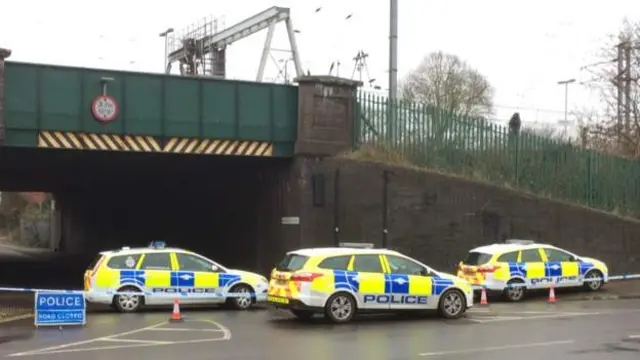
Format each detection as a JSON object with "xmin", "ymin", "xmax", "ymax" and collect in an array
[
  {"xmin": 162, "ymin": 138, "xmax": 274, "ymax": 157},
  {"xmin": 37, "ymin": 131, "xmax": 161, "ymax": 152}
]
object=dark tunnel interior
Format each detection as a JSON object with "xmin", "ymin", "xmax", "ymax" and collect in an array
[{"xmin": 0, "ymin": 147, "xmax": 289, "ymax": 289}]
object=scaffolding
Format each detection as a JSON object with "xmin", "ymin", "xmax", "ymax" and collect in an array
[
  {"xmin": 166, "ymin": 15, "xmax": 227, "ymax": 77},
  {"xmin": 165, "ymin": 6, "xmax": 303, "ymax": 82}
]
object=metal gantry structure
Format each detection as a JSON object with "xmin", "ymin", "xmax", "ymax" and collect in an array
[{"xmin": 165, "ymin": 6, "xmax": 303, "ymax": 82}]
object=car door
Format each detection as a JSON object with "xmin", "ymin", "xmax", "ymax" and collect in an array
[
  {"xmin": 138, "ymin": 252, "xmax": 174, "ymax": 305},
  {"xmin": 348, "ymin": 254, "xmax": 390, "ymax": 310},
  {"xmin": 541, "ymin": 247, "xmax": 580, "ymax": 288},
  {"xmin": 383, "ymin": 254, "xmax": 433, "ymax": 310},
  {"xmin": 173, "ymin": 252, "xmax": 224, "ymax": 304},
  {"xmin": 518, "ymin": 248, "xmax": 547, "ymax": 289}
]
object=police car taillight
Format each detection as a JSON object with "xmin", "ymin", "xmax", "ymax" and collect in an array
[
  {"xmin": 290, "ymin": 272, "xmax": 323, "ymax": 282},
  {"xmin": 477, "ymin": 265, "xmax": 500, "ymax": 273}
]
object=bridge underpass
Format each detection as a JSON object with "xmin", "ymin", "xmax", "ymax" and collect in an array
[{"xmin": 0, "ymin": 146, "xmax": 288, "ymax": 288}]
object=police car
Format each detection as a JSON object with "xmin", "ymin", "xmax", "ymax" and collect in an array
[
  {"xmin": 457, "ymin": 240, "xmax": 609, "ymax": 302},
  {"xmin": 267, "ymin": 243, "xmax": 474, "ymax": 324},
  {"xmin": 84, "ymin": 242, "xmax": 269, "ymax": 312}
]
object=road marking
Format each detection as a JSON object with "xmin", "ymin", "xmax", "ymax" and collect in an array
[
  {"xmin": 147, "ymin": 327, "xmax": 225, "ymax": 332},
  {"xmin": 0, "ymin": 314, "xmax": 33, "ymax": 324},
  {"xmin": 419, "ymin": 339, "xmax": 575, "ymax": 357},
  {"xmin": 469, "ymin": 312, "xmax": 601, "ymax": 323},
  {"xmin": 101, "ymin": 338, "xmax": 172, "ymax": 345},
  {"xmin": 7, "ymin": 319, "xmax": 232, "ymax": 357},
  {"xmin": 628, "ymin": 334, "xmax": 640, "ymax": 339}
]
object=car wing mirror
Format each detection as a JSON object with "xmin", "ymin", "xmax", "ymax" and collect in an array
[{"xmin": 211, "ymin": 264, "xmax": 219, "ymax": 272}]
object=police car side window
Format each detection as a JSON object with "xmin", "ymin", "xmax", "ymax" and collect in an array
[
  {"xmin": 176, "ymin": 253, "xmax": 215, "ymax": 272},
  {"xmin": 520, "ymin": 249, "xmax": 542, "ymax": 262},
  {"xmin": 352, "ymin": 255, "xmax": 384, "ymax": 273},
  {"xmin": 497, "ymin": 251, "xmax": 518, "ymax": 263},
  {"xmin": 140, "ymin": 253, "xmax": 172, "ymax": 270},
  {"xmin": 318, "ymin": 256, "xmax": 351, "ymax": 270},
  {"xmin": 544, "ymin": 249, "xmax": 574, "ymax": 262},
  {"xmin": 386, "ymin": 255, "xmax": 426, "ymax": 276},
  {"xmin": 107, "ymin": 254, "xmax": 141, "ymax": 269}
]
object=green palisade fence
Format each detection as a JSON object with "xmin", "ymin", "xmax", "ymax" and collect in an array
[{"xmin": 354, "ymin": 91, "xmax": 640, "ymax": 216}]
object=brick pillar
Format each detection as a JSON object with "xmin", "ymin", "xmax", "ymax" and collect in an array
[
  {"xmin": 276, "ymin": 76, "xmax": 362, "ymax": 254},
  {"xmin": 0, "ymin": 48, "xmax": 11, "ymax": 145},
  {"xmin": 294, "ymin": 76, "xmax": 363, "ymax": 156}
]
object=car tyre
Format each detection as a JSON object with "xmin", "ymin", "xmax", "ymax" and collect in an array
[
  {"xmin": 291, "ymin": 309, "xmax": 315, "ymax": 320},
  {"xmin": 113, "ymin": 286, "xmax": 143, "ymax": 313},
  {"xmin": 228, "ymin": 284, "xmax": 255, "ymax": 310},
  {"xmin": 438, "ymin": 289, "xmax": 466, "ymax": 319},
  {"xmin": 503, "ymin": 279, "xmax": 526, "ymax": 302},
  {"xmin": 583, "ymin": 270, "xmax": 604, "ymax": 292},
  {"xmin": 324, "ymin": 292, "xmax": 356, "ymax": 324}
]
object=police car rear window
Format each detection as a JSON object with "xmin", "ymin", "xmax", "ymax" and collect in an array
[
  {"xmin": 276, "ymin": 254, "xmax": 309, "ymax": 271},
  {"xmin": 463, "ymin": 252, "xmax": 492, "ymax": 265}
]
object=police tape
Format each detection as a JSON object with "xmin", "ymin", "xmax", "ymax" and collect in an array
[
  {"xmin": 0, "ymin": 286, "xmax": 263, "ymax": 299},
  {"xmin": 470, "ymin": 274, "xmax": 640, "ymax": 291},
  {"xmin": 1, "ymin": 273, "xmax": 640, "ymax": 298}
]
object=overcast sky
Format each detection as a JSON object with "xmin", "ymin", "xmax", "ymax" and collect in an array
[{"xmin": 1, "ymin": 0, "xmax": 638, "ymax": 132}]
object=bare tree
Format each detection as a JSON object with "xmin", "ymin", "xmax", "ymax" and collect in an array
[
  {"xmin": 400, "ymin": 51, "xmax": 495, "ymax": 117},
  {"xmin": 580, "ymin": 20, "xmax": 640, "ymax": 157}
]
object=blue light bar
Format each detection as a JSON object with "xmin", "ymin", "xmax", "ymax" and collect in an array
[{"xmin": 149, "ymin": 241, "xmax": 166, "ymax": 249}]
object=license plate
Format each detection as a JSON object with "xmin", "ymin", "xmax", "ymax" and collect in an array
[{"xmin": 267, "ymin": 296, "xmax": 289, "ymax": 304}]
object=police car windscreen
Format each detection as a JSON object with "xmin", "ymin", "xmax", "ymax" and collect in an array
[
  {"xmin": 86, "ymin": 254, "xmax": 104, "ymax": 270},
  {"xmin": 463, "ymin": 252, "xmax": 492, "ymax": 265},
  {"xmin": 276, "ymin": 254, "xmax": 309, "ymax": 272}
]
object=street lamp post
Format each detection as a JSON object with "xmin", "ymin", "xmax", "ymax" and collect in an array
[
  {"xmin": 557, "ymin": 78, "xmax": 576, "ymax": 129},
  {"xmin": 159, "ymin": 28, "xmax": 174, "ymax": 73}
]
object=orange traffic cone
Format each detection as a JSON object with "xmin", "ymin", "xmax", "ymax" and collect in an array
[
  {"xmin": 547, "ymin": 284, "xmax": 556, "ymax": 303},
  {"xmin": 479, "ymin": 287, "xmax": 488, "ymax": 305},
  {"xmin": 170, "ymin": 298, "xmax": 183, "ymax": 322}
]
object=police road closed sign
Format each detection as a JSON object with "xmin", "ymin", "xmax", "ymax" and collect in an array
[
  {"xmin": 91, "ymin": 95, "xmax": 118, "ymax": 123},
  {"xmin": 34, "ymin": 292, "xmax": 86, "ymax": 327}
]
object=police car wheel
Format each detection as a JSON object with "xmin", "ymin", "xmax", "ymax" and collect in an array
[
  {"xmin": 324, "ymin": 292, "xmax": 356, "ymax": 324},
  {"xmin": 504, "ymin": 280, "xmax": 526, "ymax": 302},
  {"xmin": 113, "ymin": 287, "xmax": 143, "ymax": 313},
  {"xmin": 437, "ymin": 289, "xmax": 465, "ymax": 319},
  {"xmin": 584, "ymin": 270, "xmax": 604, "ymax": 291},
  {"xmin": 229, "ymin": 284, "xmax": 254, "ymax": 310}
]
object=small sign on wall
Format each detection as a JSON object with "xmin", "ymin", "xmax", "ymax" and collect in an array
[{"xmin": 281, "ymin": 216, "xmax": 300, "ymax": 225}]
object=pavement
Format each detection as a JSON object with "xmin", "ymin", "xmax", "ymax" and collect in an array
[{"xmin": 1, "ymin": 299, "xmax": 640, "ymax": 359}]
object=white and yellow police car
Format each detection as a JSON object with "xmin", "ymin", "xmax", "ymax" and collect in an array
[
  {"xmin": 457, "ymin": 239, "xmax": 609, "ymax": 301},
  {"xmin": 267, "ymin": 244, "xmax": 474, "ymax": 324},
  {"xmin": 84, "ymin": 242, "xmax": 269, "ymax": 312}
]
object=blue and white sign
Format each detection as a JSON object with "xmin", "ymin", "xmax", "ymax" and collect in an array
[{"xmin": 34, "ymin": 291, "xmax": 86, "ymax": 327}]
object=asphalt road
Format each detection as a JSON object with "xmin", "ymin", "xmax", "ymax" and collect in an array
[{"xmin": 2, "ymin": 300, "xmax": 640, "ymax": 360}]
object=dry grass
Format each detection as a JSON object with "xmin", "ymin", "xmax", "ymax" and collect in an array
[{"xmin": 339, "ymin": 143, "xmax": 640, "ymax": 223}]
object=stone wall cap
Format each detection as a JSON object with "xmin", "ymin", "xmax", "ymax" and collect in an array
[
  {"xmin": 294, "ymin": 75, "xmax": 362, "ymax": 88},
  {"xmin": 0, "ymin": 48, "xmax": 11, "ymax": 59}
]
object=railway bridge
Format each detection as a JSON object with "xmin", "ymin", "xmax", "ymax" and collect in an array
[{"xmin": 0, "ymin": 48, "xmax": 362, "ymax": 273}]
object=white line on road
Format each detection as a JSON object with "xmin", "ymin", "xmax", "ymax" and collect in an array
[
  {"xmin": 418, "ymin": 339, "xmax": 575, "ymax": 357},
  {"xmin": 628, "ymin": 334, "xmax": 640, "ymax": 339},
  {"xmin": 469, "ymin": 312, "xmax": 601, "ymax": 323},
  {"xmin": 7, "ymin": 319, "xmax": 232, "ymax": 357},
  {"xmin": 101, "ymin": 338, "xmax": 172, "ymax": 345},
  {"xmin": 147, "ymin": 327, "xmax": 225, "ymax": 332}
]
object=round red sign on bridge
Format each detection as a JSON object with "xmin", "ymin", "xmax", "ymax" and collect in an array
[{"xmin": 91, "ymin": 95, "xmax": 119, "ymax": 123}]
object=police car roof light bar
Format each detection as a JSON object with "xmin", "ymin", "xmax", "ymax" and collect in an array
[
  {"xmin": 505, "ymin": 239, "xmax": 535, "ymax": 245},
  {"xmin": 339, "ymin": 242, "xmax": 374, "ymax": 249},
  {"xmin": 149, "ymin": 241, "xmax": 167, "ymax": 249}
]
